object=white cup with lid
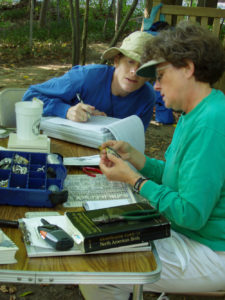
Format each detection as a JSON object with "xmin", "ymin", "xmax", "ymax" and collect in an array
[{"xmin": 15, "ymin": 98, "xmax": 43, "ymax": 141}]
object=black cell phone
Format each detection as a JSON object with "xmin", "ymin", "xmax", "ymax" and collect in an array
[{"xmin": 38, "ymin": 218, "xmax": 74, "ymax": 251}]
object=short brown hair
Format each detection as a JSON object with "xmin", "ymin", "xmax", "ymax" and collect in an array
[{"xmin": 141, "ymin": 21, "xmax": 225, "ymax": 85}]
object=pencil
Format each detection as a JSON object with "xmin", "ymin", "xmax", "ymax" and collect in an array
[{"xmin": 76, "ymin": 93, "xmax": 91, "ymax": 119}]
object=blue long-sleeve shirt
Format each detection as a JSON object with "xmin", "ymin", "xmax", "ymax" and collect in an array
[{"xmin": 22, "ymin": 64, "xmax": 155, "ymax": 131}]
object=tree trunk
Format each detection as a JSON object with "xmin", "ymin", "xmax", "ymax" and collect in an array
[
  {"xmin": 141, "ymin": 0, "xmax": 153, "ymax": 31},
  {"xmin": 29, "ymin": 0, "xmax": 34, "ymax": 48},
  {"xmin": 74, "ymin": 0, "xmax": 80, "ymax": 64},
  {"xmin": 56, "ymin": 0, "xmax": 60, "ymax": 23},
  {"xmin": 81, "ymin": 0, "xmax": 89, "ymax": 65},
  {"xmin": 144, "ymin": 0, "xmax": 153, "ymax": 19},
  {"xmin": 39, "ymin": 0, "xmax": 50, "ymax": 28},
  {"xmin": 99, "ymin": 0, "xmax": 103, "ymax": 11},
  {"xmin": 101, "ymin": 0, "xmax": 138, "ymax": 64},
  {"xmin": 115, "ymin": 0, "xmax": 123, "ymax": 33},
  {"xmin": 19, "ymin": 0, "xmax": 30, "ymax": 6},
  {"xmin": 103, "ymin": 0, "xmax": 115, "ymax": 39},
  {"xmin": 69, "ymin": 0, "xmax": 80, "ymax": 66}
]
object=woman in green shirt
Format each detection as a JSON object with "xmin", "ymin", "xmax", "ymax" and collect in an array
[{"xmin": 80, "ymin": 22, "xmax": 225, "ymax": 300}]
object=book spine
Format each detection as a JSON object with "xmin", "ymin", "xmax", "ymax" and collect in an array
[{"xmin": 82, "ymin": 225, "xmax": 170, "ymax": 253}]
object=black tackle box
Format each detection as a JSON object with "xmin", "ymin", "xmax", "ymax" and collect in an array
[{"xmin": 0, "ymin": 150, "xmax": 68, "ymax": 207}]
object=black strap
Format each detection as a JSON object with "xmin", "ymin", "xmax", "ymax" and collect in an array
[
  {"xmin": 0, "ymin": 219, "xmax": 19, "ymax": 228},
  {"xmin": 49, "ymin": 190, "xmax": 68, "ymax": 207},
  {"xmin": 133, "ymin": 177, "xmax": 148, "ymax": 193}
]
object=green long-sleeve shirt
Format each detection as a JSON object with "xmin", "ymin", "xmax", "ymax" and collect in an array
[{"xmin": 140, "ymin": 89, "xmax": 225, "ymax": 251}]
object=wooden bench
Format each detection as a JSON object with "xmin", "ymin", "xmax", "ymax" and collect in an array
[
  {"xmin": 147, "ymin": 0, "xmax": 225, "ymax": 38},
  {"xmin": 143, "ymin": 1, "xmax": 225, "ymax": 93}
]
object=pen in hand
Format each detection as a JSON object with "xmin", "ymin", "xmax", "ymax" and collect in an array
[{"xmin": 76, "ymin": 93, "xmax": 91, "ymax": 119}]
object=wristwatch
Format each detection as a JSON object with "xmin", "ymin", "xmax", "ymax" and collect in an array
[{"xmin": 133, "ymin": 177, "xmax": 148, "ymax": 194}]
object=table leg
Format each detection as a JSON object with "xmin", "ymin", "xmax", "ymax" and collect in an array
[{"xmin": 132, "ymin": 284, "xmax": 143, "ymax": 300}]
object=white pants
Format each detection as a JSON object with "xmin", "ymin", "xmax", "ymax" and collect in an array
[{"xmin": 80, "ymin": 231, "xmax": 225, "ymax": 300}]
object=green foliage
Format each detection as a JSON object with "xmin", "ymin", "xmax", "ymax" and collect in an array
[
  {"xmin": 0, "ymin": 0, "xmax": 143, "ymax": 64},
  {"xmin": 126, "ymin": 1, "xmax": 145, "ymax": 17},
  {"xmin": 183, "ymin": 0, "xmax": 198, "ymax": 7},
  {"xmin": 88, "ymin": 18, "xmax": 115, "ymax": 41},
  {"xmin": 34, "ymin": 20, "xmax": 72, "ymax": 41},
  {"xmin": 220, "ymin": 23, "xmax": 225, "ymax": 41},
  {"xmin": 0, "ymin": 20, "xmax": 12, "ymax": 28}
]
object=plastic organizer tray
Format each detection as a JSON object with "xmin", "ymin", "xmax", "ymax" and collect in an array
[{"xmin": 0, "ymin": 150, "xmax": 68, "ymax": 207}]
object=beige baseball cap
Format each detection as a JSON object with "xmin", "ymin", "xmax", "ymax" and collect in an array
[
  {"xmin": 136, "ymin": 58, "xmax": 166, "ymax": 78},
  {"xmin": 102, "ymin": 31, "xmax": 154, "ymax": 63}
]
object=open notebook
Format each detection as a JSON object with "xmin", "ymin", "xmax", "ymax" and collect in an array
[{"xmin": 40, "ymin": 115, "xmax": 145, "ymax": 153}]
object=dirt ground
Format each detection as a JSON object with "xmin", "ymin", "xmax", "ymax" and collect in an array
[
  {"xmin": 1, "ymin": 48, "xmax": 222, "ymax": 300},
  {"xmin": 0, "ymin": 42, "xmax": 108, "ymax": 90}
]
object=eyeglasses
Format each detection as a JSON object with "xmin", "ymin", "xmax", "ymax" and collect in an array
[{"xmin": 155, "ymin": 64, "xmax": 172, "ymax": 82}]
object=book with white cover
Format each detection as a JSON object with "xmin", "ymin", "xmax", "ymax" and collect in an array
[
  {"xmin": 0, "ymin": 229, "xmax": 18, "ymax": 264},
  {"xmin": 40, "ymin": 115, "xmax": 145, "ymax": 153}
]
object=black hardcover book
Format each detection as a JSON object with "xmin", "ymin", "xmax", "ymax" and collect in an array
[{"xmin": 65, "ymin": 202, "xmax": 170, "ymax": 253}]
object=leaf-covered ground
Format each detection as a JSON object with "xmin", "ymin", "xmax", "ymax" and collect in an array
[{"xmin": 0, "ymin": 282, "xmax": 224, "ymax": 299}]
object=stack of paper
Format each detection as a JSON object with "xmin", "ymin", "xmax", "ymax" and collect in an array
[
  {"xmin": 0, "ymin": 229, "xmax": 18, "ymax": 264},
  {"xmin": 40, "ymin": 115, "xmax": 145, "ymax": 153},
  {"xmin": 40, "ymin": 116, "xmax": 114, "ymax": 149}
]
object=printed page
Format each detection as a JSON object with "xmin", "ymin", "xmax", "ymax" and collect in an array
[
  {"xmin": 104, "ymin": 115, "xmax": 145, "ymax": 153},
  {"xmin": 63, "ymin": 155, "xmax": 100, "ymax": 166},
  {"xmin": 83, "ymin": 199, "xmax": 131, "ymax": 211},
  {"xmin": 63, "ymin": 174, "xmax": 137, "ymax": 208}
]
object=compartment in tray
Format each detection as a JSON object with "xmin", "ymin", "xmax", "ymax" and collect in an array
[
  {"xmin": 30, "ymin": 164, "xmax": 46, "ymax": 173},
  {"xmin": 9, "ymin": 173, "xmax": 28, "ymax": 189},
  {"xmin": 13, "ymin": 152, "xmax": 30, "ymax": 165},
  {"xmin": 12, "ymin": 164, "xmax": 28, "ymax": 175},
  {"xmin": 46, "ymin": 179, "xmax": 62, "ymax": 192},
  {"xmin": 0, "ymin": 169, "xmax": 10, "ymax": 188},
  {"xmin": 0, "ymin": 151, "xmax": 14, "ymax": 160},
  {"xmin": 30, "ymin": 152, "xmax": 46, "ymax": 165},
  {"xmin": 46, "ymin": 153, "xmax": 63, "ymax": 165},
  {"xmin": 46, "ymin": 164, "xmax": 67, "ymax": 179},
  {"xmin": 0, "ymin": 152, "xmax": 13, "ymax": 170},
  {"xmin": 28, "ymin": 178, "xmax": 46, "ymax": 190},
  {"xmin": 29, "ymin": 170, "xmax": 46, "ymax": 179}
]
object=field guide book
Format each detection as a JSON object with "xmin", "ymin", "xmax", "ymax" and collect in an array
[
  {"xmin": 40, "ymin": 115, "xmax": 145, "ymax": 153},
  {"xmin": 65, "ymin": 202, "xmax": 170, "ymax": 253},
  {"xmin": 19, "ymin": 214, "xmax": 152, "ymax": 258}
]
